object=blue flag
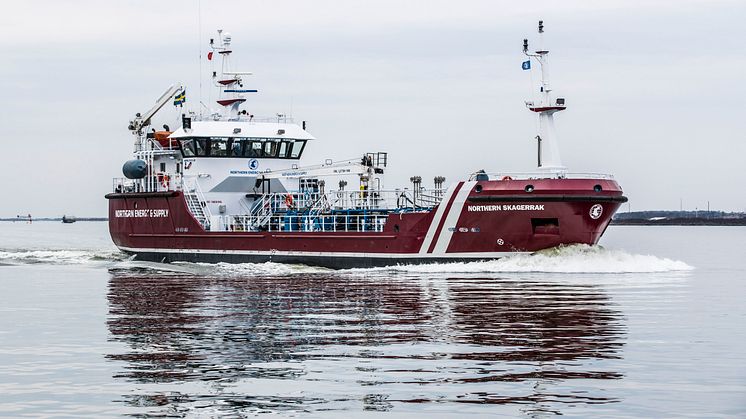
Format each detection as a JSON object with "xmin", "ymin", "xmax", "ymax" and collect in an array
[
  {"xmin": 173, "ymin": 89, "xmax": 186, "ymax": 106},
  {"xmin": 521, "ymin": 60, "xmax": 531, "ymax": 70}
]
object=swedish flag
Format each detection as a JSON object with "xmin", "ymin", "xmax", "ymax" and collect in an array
[{"xmin": 173, "ymin": 89, "xmax": 186, "ymax": 106}]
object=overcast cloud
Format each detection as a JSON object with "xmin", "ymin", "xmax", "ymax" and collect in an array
[{"xmin": 0, "ymin": 0, "xmax": 744, "ymax": 216}]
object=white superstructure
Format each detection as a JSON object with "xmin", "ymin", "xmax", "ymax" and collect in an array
[
  {"xmin": 115, "ymin": 30, "xmax": 443, "ymax": 233},
  {"xmin": 523, "ymin": 20, "xmax": 567, "ymax": 174}
]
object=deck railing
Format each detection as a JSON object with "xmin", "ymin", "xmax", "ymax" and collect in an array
[
  {"xmin": 112, "ymin": 173, "xmax": 184, "ymax": 194},
  {"xmin": 112, "ymin": 177, "xmax": 445, "ymax": 210},
  {"xmin": 111, "ymin": 175, "xmax": 447, "ymax": 232},
  {"xmin": 470, "ymin": 172, "xmax": 616, "ymax": 181},
  {"xmin": 227, "ymin": 213, "xmax": 390, "ymax": 233}
]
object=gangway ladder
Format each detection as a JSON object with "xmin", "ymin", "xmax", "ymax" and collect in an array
[
  {"xmin": 249, "ymin": 194, "xmax": 275, "ymax": 229},
  {"xmin": 305, "ymin": 193, "xmax": 333, "ymax": 231},
  {"xmin": 184, "ymin": 192, "xmax": 209, "ymax": 228}
]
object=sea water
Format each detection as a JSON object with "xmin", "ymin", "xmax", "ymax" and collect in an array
[{"xmin": 0, "ymin": 222, "xmax": 744, "ymax": 417}]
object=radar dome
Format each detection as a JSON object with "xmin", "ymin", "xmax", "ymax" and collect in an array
[{"xmin": 122, "ymin": 159, "xmax": 147, "ymax": 179}]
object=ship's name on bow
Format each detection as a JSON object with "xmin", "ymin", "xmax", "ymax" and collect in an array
[
  {"xmin": 114, "ymin": 209, "xmax": 170, "ymax": 218},
  {"xmin": 467, "ymin": 204, "xmax": 544, "ymax": 212}
]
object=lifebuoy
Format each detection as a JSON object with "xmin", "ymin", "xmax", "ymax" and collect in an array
[
  {"xmin": 284, "ymin": 193, "xmax": 294, "ymax": 207},
  {"xmin": 501, "ymin": 175, "xmax": 513, "ymax": 181},
  {"xmin": 157, "ymin": 173, "xmax": 170, "ymax": 189}
]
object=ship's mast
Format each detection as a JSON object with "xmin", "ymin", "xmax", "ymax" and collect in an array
[
  {"xmin": 523, "ymin": 20, "xmax": 567, "ymax": 174},
  {"xmin": 210, "ymin": 30, "xmax": 256, "ymax": 118}
]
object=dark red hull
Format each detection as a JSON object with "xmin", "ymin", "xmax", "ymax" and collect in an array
[{"xmin": 107, "ymin": 179, "xmax": 626, "ymax": 268}]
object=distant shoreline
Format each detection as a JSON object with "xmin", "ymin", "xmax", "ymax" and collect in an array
[
  {"xmin": 612, "ymin": 210, "xmax": 746, "ymax": 226},
  {"xmin": 611, "ymin": 218, "xmax": 746, "ymax": 226}
]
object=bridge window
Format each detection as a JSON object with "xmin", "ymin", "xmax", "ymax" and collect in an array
[
  {"xmin": 179, "ymin": 137, "xmax": 306, "ymax": 159},
  {"xmin": 245, "ymin": 141, "xmax": 263, "ymax": 158},
  {"xmin": 230, "ymin": 140, "xmax": 242, "ymax": 157},
  {"xmin": 210, "ymin": 138, "xmax": 229, "ymax": 157},
  {"xmin": 263, "ymin": 141, "xmax": 278, "ymax": 157},
  {"xmin": 180, "ymin": 139, "xmax": 196, "ymax": 157},
  {"xmin": 194, "ymin": 139, "xmax": 208, "ymax": 156},
  {"xmin": 289, "ymin": 140, "xmax": 306, "ymax": 158}
]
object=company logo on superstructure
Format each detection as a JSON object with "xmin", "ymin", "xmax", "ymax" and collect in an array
[{"xmin": 467, "ymin": 204, "xmax": 545, "ymax": 212}]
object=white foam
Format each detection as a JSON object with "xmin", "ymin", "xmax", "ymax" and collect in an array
[
  {"xmin": 109, "ymin": 245, "xmax": 692, "ymax": 276},
  {"xmin": 106, "ymin": 260, "xmax": 331, "ymax": 277},
  {"xmin": 3, "ymin": 244, "xmax": 692, "ymax": 277},
  {"xmin": 0, "ymin": 248, "xmax": 125, "ymax": 265},
  {"xmin": 349, "ymin": 244, "xmax": 694, "ymax": 274},
  {"xmin": 192, "ymin": 261, "xmax": 331, "ymax": 277},
  {"xmin": 111, "ymin": 260, "xmax": 201, "ymax": 275}
]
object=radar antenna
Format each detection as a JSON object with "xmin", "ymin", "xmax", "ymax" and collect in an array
[
  {"xmin": 210, "ymin": 30, "xmax": 257, "ymax": 118},
  {"xmin": 522, "ymin": 20, "xmax": 567, "ymax": 174}
]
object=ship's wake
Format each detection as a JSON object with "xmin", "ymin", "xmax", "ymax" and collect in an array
[
  {"xmin": 120, "ymin": 244, "xmax": 692, "ymax": 277},
  {"xmin": 0, "ymin": 248, "xmax": 127, "ymax": 266},
  {"xmin": 375, "ymin": 244, "xmax": 693, "ymax": 274},
  {"xmin": 1, "ymin": 244, "xmax": 693, "ymax": 276}
]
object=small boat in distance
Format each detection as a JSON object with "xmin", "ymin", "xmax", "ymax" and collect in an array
[
  {"xmin": 106, "ymin": 22, "xmax": 627, "ymax": 268},
  {"xmin": 62, "ymin": 215, "xmax": 77, "ymax": 224}
]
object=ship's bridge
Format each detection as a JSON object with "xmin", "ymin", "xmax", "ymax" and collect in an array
[{"xmin": 169, "ymin": 120, "xmax": 315, "ymax": 160}]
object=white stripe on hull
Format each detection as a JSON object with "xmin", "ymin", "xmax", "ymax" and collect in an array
[
  {"xmin": 418, "ymin": 182, "xmax": 462, "ymax": 254},
  {"xmin": 431, "ymin": 181, "xmax": 477, "ymax": 254}
]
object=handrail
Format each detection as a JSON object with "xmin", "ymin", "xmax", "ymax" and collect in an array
[
  {"xmin": 470, "ymin": 172, "xmax": 616, "ymax": 181},
  {"xmin": 182, "ymin": 176, "xmax": 213, "ymax": 220},
  {"xmin": 228, "ymin": 213, "xmax": 390, "ymax": 233},
  {"xmin": 197, "ymin": 113, "xmax": 295, "ymax": 124},
  {"xmin": 239, "ymin": 189, "xmax": 444, "ymax": 212},
  {"xmin": 112, "ymin": 177, "xmax": 448, "ymax": 233}
]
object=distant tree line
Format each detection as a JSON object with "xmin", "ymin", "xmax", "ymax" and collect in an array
[{"xmin": 613, "ymin": 211, "xmax": 746, "ymax": 225}]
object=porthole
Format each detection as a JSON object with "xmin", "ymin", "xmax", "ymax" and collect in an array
[
  {"xmin": 525, "ymin": 184, "xmax": 534, "ymax": 193},
  {"xmin": 475, "ymin": 185, "xmax": 483, "ymax": 193},
  {"xmin": 593, "ymin": 184, "xmax": 603, "ymax": 192}
]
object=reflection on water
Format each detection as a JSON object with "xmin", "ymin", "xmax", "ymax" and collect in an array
[{"xmin": 106, "ymin": 269, "xmax": 626, "ymax": 416}]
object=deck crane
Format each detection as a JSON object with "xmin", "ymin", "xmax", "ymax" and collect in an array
[
  {"xmin": 258, "ymin": 161, "xmax": 372, "ymax": 180},
  {"xmin": 127, "ymin": 84, "xmax": 184, "ymax": 136},
  {"xmin": 254, "ymin": 153, "xmax": 387, "ymax": 183}
]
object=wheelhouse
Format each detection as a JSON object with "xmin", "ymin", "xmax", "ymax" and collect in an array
[{"xmin": 178, "ymin": 137, "xmax": 307, "ymax": 159}]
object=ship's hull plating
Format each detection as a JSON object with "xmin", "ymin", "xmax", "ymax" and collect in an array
[{"xmin": 107, "ymin": 179, "xmax": 626, "ymax": 269}]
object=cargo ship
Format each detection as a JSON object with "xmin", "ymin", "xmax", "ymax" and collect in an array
[{"xmin": 107, "ymin": 22, "xmax": 627, "ymax": 268}]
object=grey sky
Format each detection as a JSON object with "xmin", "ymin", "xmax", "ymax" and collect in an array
[{"xmin": 1, "ymin": 0, "xmax": 744, "ymax": 216}]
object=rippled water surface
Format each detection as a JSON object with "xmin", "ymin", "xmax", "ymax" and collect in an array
[{"xmin": 0, "ymin": 222, "xmax": 744, "ymax": 417}]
